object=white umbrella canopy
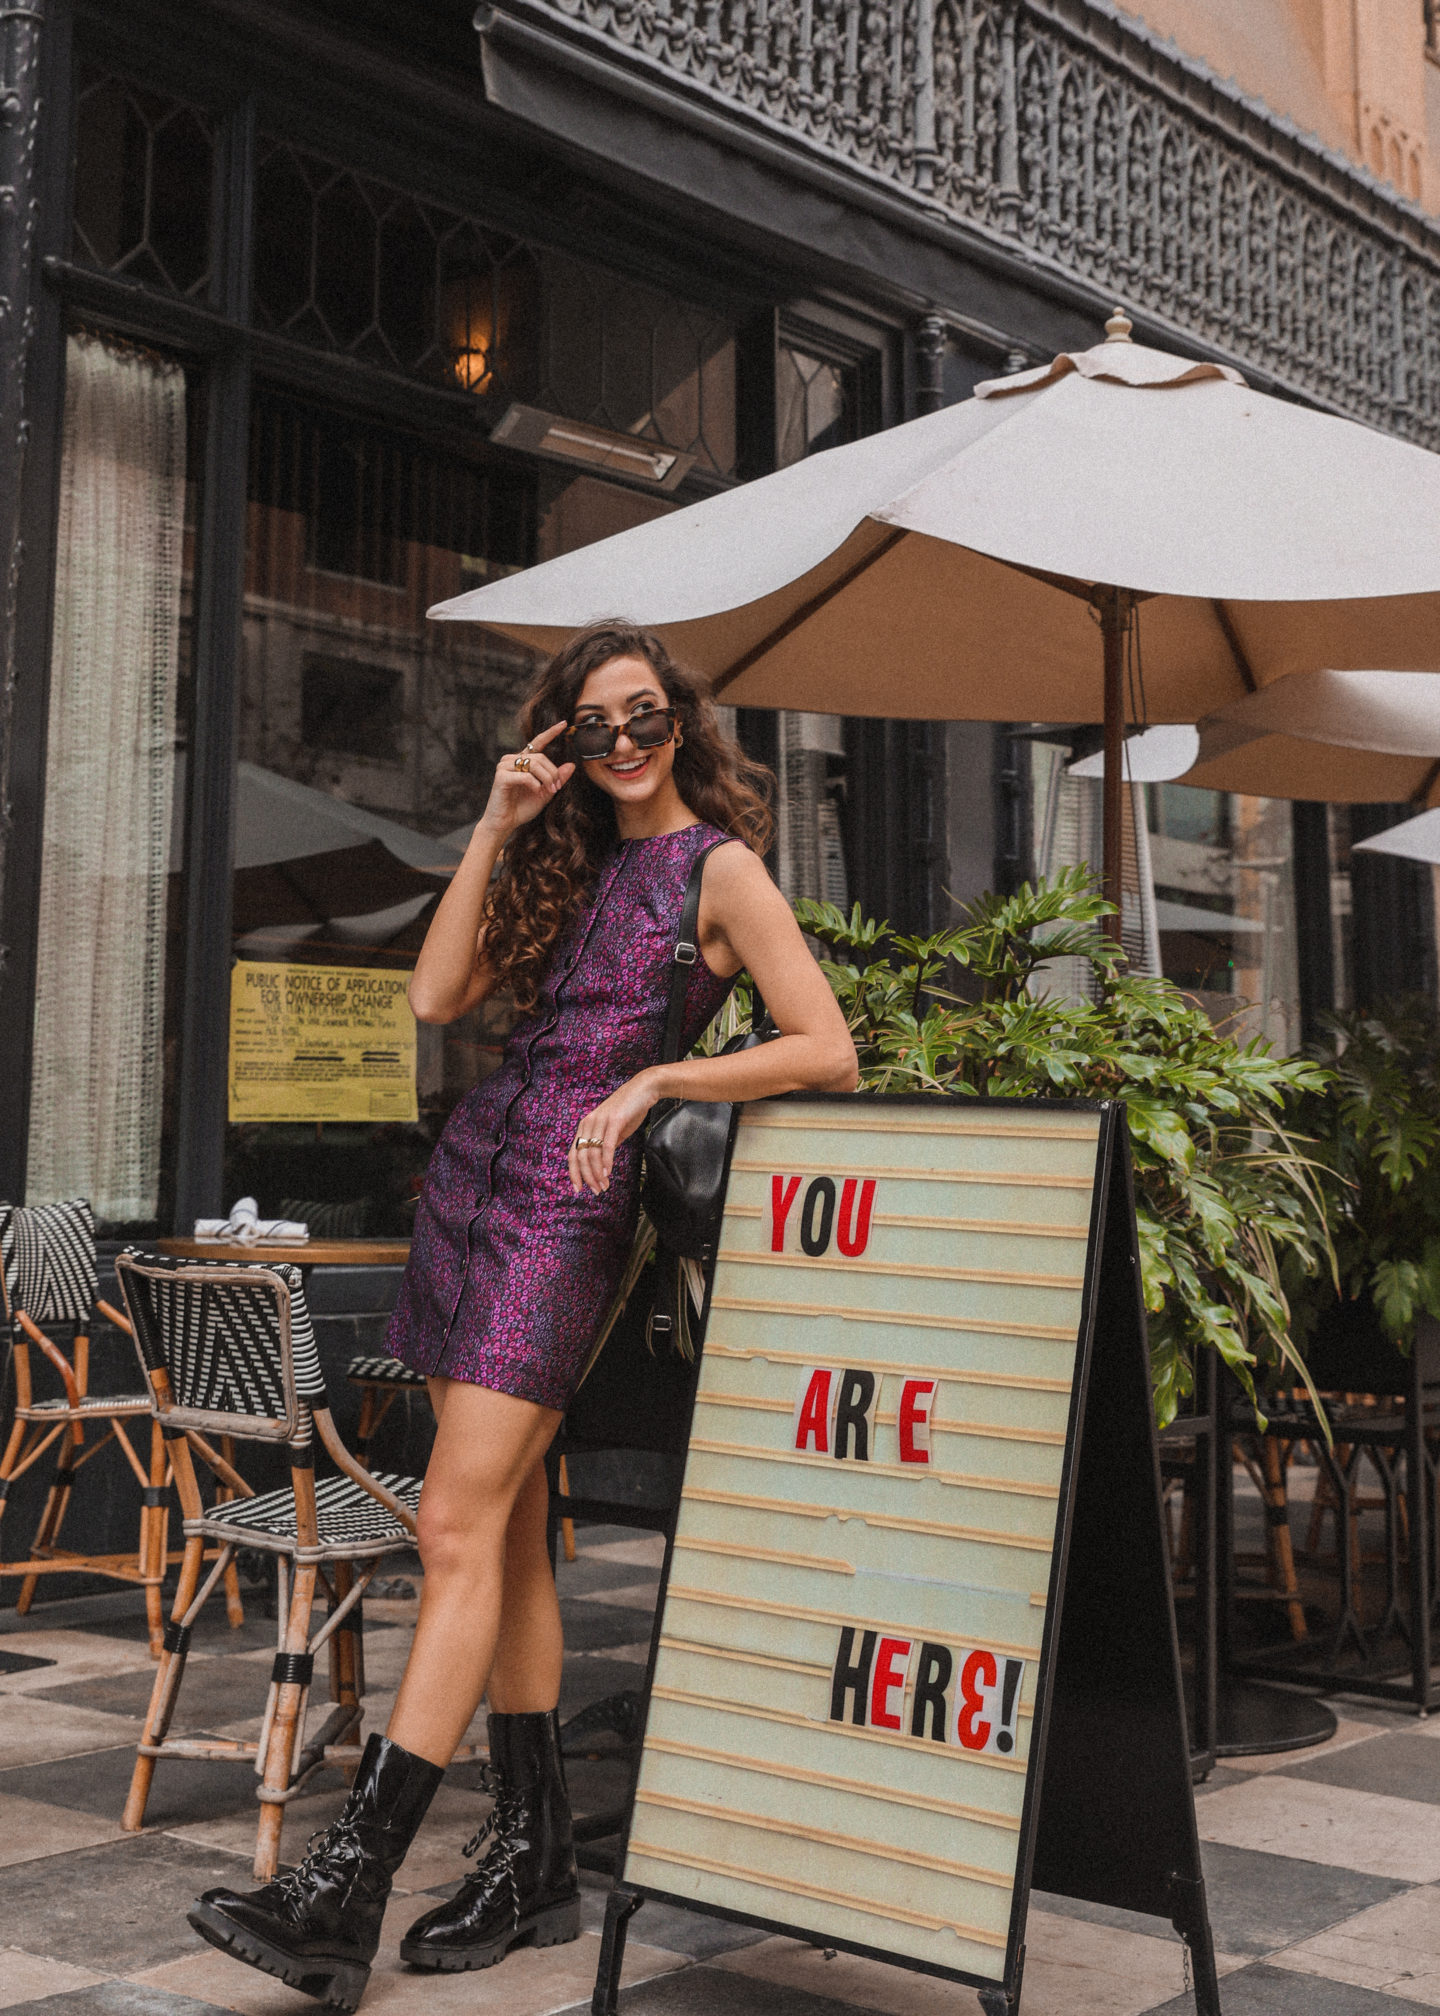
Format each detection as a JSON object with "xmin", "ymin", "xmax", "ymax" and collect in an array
[
  {"xmin": 1180, "ymin": 671, "xmax": 1440, "ymax": 806},
  {"xmin": 430, "ymin": 312, "xmax": 1440, "ymax": 917},
  {"xmin": 1354, "ymin": 810, "xmax": 1440, "ymax": 866},
  {"xmin": 1067, "ymin": 725, "xmax": 1201, "ymax": 783}
]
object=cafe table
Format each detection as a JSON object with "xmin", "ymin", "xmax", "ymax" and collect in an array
[{"xmin": 156, "ymin": 1239, "xmax": 411, "ymax": 1266}]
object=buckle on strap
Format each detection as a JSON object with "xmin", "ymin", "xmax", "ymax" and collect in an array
[{"xmin": 674, "ymin": 941, "xmax": 697, "ymax": 967}]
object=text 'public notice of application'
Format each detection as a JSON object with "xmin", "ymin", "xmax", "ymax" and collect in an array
[{"xmin": 228, "ymin": 961, "xmax": 417, "ymax": 1123}]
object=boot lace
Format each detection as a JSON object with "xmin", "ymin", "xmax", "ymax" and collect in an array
[
  {"xmin": 273, "ymin": 1813, "xmax": 369, "ymax": 1913},
  {"xmin": 460, "ymin": 1763, "xmax": 530, "ymax": 1930}
]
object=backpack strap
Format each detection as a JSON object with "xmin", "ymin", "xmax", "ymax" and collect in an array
[{"xmin": 659, "ymin": 837, "xmax": 730, "ymax": 1067}]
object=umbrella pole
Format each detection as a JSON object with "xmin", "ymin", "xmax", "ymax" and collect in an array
[{"xmin": 1096, "ymin": 588, "xmax": 1132, "ymax": 944}]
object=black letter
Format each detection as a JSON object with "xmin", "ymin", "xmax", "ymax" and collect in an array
[
  {"xmin": 830, "ymin": 1626, "xmax": 877, "ymax": 1724},
  {"xmin": 910, "ymin": 1642, "xmax": 953, "ymax": 1741},
  {"xmin": 800, "ymin": 1177, "xmax": 836, "ymax": 1256},
  {"xmin": 834, "ymin": 1368, "xmax": 875, "ymax": 1461}
]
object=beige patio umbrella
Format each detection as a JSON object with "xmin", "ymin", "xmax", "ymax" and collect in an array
[
  {"xmin": 431, "ymin": 313, "xmax": 1440, "ymax": 932},
  {"xmin": 1181, "ymin": 670, "xmax": 1440, "ymax": 807}
]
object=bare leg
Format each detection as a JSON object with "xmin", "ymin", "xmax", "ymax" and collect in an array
[
  {"xmin": 387, "ymin": 1379, "xmax": 560, "ymax": 1766},
  {"xmin": 488, "ymin": 1458, "xmax": 564, "ymax": 1714}
]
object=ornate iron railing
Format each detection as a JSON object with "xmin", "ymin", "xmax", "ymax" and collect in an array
[{"xmin": 505, "ymin": 0, "xmax": 1440, "ymax": 448}]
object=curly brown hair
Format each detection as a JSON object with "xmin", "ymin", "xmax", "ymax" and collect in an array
[{"xmin": 482, "ymin": 621, "xmax": 776, "ymax": 1015}]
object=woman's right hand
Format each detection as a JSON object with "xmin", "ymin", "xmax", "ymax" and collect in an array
[{"xmin": 478, "ymin": 719, "xmax": 576, "ymax": 838}]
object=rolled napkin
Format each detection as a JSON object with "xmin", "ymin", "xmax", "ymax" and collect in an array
[{"xmin": 193, "ymin": 1196, "xmax": 310, "ymax": 1245}]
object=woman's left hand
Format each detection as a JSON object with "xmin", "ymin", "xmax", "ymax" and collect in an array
[{"xmin": 569, "ymin": 1072, "xmax": 661, "ymax": 1195}]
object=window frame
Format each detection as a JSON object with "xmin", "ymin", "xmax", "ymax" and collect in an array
[{"xmin": 12, "ymin": 13, "xmax": 758, "ymax": 1226}]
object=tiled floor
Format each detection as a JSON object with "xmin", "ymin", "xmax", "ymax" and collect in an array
[{"xmin": 2, "ymin": 1528, "xmax": 1439, "ymax": 2016}]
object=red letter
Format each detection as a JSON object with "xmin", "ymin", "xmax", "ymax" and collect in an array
[
  {"xmin": 835, "ymin": 1178, "xmax": 876, "ymax": 1257},
  {"xmin": 869, "ymin": 1637, "xmax": 912, "ymax": 1731},
  {"xmin": 955, "ymin": 1648, "xmax": 997, "ymax": 1751},
  {"xmin": 771, "ymin": 1174, "xmax": 802, "ymax": 1251},
  {"xmin": 898, "ymin": 1379, "xmax": 935, "ymax": 1465},
  {"xmin": 793, "ymin": 1368, "xmax": 833, "ymax": 1453}
]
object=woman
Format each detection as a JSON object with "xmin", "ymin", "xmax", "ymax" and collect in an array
[{"xmin": 190, "ymin": 621, "xmax": 859, "ymax": 2009}]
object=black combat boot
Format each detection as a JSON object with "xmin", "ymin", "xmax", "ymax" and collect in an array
[
  {"xmin": 400, "ymin": 1708, "xmax": 580, "ymax": 1971},
  {"xmin": 189, "ymin": 1733, "xmax": 444, "ymax": 2011}
]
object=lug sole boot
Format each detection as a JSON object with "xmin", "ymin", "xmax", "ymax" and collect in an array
[
  {"xmin": 189, "ymin": 1733, "xmax": 444, "ymax": 2011},
  {"xmin": 401, "ymin": 1708, "xmax": 580, "ymax": 1972}
]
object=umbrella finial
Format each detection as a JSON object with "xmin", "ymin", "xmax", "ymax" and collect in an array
[{"xmin": 1104, "ymin": 306, "xmax": 1133, "ymax": 344}]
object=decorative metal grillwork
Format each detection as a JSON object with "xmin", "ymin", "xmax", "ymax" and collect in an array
[
  {"xmin": 252, "ymin": 137, "xmax": 737, "ymax": 475},
  {"xmin": 72, "ymin": 67, "xmax": 213, "ymax": 297},
  {"xmin": 512, "ymin": 0, "xmax": 1440, "ymax": 447}
]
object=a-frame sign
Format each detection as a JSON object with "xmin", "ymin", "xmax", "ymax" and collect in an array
[{"xmin": 592, "ymin": 1094, "xmax": 1220, "ymax": 2016}]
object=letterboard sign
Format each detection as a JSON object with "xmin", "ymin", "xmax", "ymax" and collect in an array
[{"xmin": 593, "ymin": 1095, "xmax": 1220, "ymax": 2016}]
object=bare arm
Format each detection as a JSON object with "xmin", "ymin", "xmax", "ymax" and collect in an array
[
  {"xmin": 408, "ymin": 721, "xmax": 575, "ymax": 1025},
  {"xmin": 569, "ymin": 841, "xmax": 858, "ymax": 1194}
]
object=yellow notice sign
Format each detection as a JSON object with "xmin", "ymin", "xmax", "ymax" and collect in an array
[{"xmin": 228, "ymin": 962, "xmax": 418, "ymax": 1123}]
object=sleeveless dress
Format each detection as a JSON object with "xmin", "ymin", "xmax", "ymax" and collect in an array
[{"xmin": 386, "ymin": 822, "xmax": 736, "ymax": 1408}]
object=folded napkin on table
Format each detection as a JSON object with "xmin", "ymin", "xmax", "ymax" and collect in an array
[{"xmin": 193, "ymin": 1197, "xmax": 309, "ymax": 1245}]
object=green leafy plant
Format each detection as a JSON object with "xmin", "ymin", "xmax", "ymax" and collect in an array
[
  {"xmin": 1285, "ymin": 1001, "xmax": 1440, "ymax": 1345},
  {"xmin": 794, "ymin": 869, "xmax": 1334, "ymax": 1427}
]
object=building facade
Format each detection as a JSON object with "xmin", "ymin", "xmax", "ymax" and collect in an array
[{"xmin": 2, "ymin": 0, "xmax": 1439, "ymax": 1241}]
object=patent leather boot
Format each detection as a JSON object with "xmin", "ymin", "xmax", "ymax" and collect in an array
[
  {"xmin": 400, "ymin": 1708, "xmax": 580, "ymax": 1971},
  {"xmin": 189, "ymin": 1733, "xmax": 444, "ymax": 2011}
]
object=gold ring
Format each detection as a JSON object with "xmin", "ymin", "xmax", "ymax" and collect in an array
[
  {"xmin": 575, "ymin": 1135, "xmax": 602, "ymax": 1148},
  {"xmin": 514, "ymin": 754, "xmax": 531, "ymax": 772}
]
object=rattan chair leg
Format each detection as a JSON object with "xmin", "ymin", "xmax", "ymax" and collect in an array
[
  {"xmin": 0, "ymin": 1416, "xmax": 27, "ymax": 1523},
  {"xmin": 16, "ymin": 1444, "xmax": 79, "ymax": 1613},
  {"xmin": 143, "ymin": 1421, "xmax": 168, "ymax": 1657},
  {"xmin": 353, "ymin": 1387, "xmax": 384, "ymax": 1466},
  {"xmin": 557, "ymin": 1453, "xmax": 577, "ymax": 1564},
  {"xmin": 327, "ymin": 1561, "xmax": 364, "ymax": 1741},
  {"xmin": 254, "ymin": 1559, "xmax": 319, "ymax": 1880},
  {"xmin": 1260, "ymin": 1434, "xmax": 1307, "ymax": 1640},
  {"xmin": 219, "ymin": 1435, "xmax": 245, "ymax": 1627},
  {"xmin": 123, "ymin": 1531, "xmax": 208, "ymax": 1831}
]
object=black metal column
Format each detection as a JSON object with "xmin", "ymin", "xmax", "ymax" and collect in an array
[
  {"xmin": 172, "ymin": 98, "xmax": 255, "ymax": 1229},
  {"xmin": 1292, "ymin": 800, "xmax": 1335, "ymax": 1042},
  {"xmin": 0, "ymin": 0, "xmax": 47, "ymax": 956},
  {"xmin": 0, "ymin": 0, "xmax": 72, "ymax": 1202},
  {"xmin": 1350, "ymin": 802, "xmax": 1437, "ymax": 1007},
  {"xmin": 914, "ymin": 310, "xmax": 946, "ymax": 417}
]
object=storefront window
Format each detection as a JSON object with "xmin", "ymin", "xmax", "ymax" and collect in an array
[
  {"xmin": 776, "ymin": 347, "xmax": 854, "ymax": 465},
  {"xmin": 72, "ymin": 68, "xmax": 213, "ymax": 297},
  {"xmin": 1148, "ymin": 784, "xmax": 1302, "ymax": 1052},
  {"xmin": 26, "ymin": 328, "xmax": 198, "ymax": 1232},
  {"xmin": 251, "ymin": 137, "xmax": 737, "ymax": 476},
  {"xmin": 226, "ymin": 388, "xmax": 541, "ymax": 1233},
  {"xmin": 772, "ymin": 340, "xmax": 863, "ymax": 904}
]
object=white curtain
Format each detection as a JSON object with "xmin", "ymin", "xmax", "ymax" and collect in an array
[{"xmin": 26, "ymin": 331, "xmax": 187, "ymax": 1223}]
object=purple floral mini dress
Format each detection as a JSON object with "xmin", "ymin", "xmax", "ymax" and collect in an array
[{"xmin": 386, "ymin": 822, "xmax": 736, "ymax": 1408}]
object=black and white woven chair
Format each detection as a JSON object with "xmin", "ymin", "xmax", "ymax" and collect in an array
[
  {"xmin": 343, "ymin": 1352, "xmax": 578, "ymax": 1560},
  {"xmin": 0, "ymin": 1200, "xmax": 184, "ymax": 1652},
  {"xmin": 116, "ymin": 1251, "xmax": 422, "ymax": 1879},
  {"xmin": 344, "ymin": 1352, "xmax": 427, "ymax": 1469}
]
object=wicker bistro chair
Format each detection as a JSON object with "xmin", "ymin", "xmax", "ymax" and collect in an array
[
  {"xmin": 344, "ymin": 1352, "xmax": 427, "ymax": 1469},
  {"xmin": 116, "ymin": 1252, "xmax": 423, "ymax": 1879},
  {"xmin": 0, "ymin": 1200, "xmax": 191, "ymax": 1653}
]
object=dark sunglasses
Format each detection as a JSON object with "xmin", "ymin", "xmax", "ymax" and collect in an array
[{"xmin": 565, "ymin": 707, "xmax": 678, "ymax": 763}]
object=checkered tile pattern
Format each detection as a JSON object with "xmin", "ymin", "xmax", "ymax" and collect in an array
[
  {"xmin": 6, "ymin": 1526, "xmax": 1440, "ymax": 2016},
  {"xmin": 116, "ymin": 1251, "xmax": 326, "ymax": 1420},
  {"xmin": 0, "ymin": 1200, "xmax": 98, "ymax": 1326}
]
